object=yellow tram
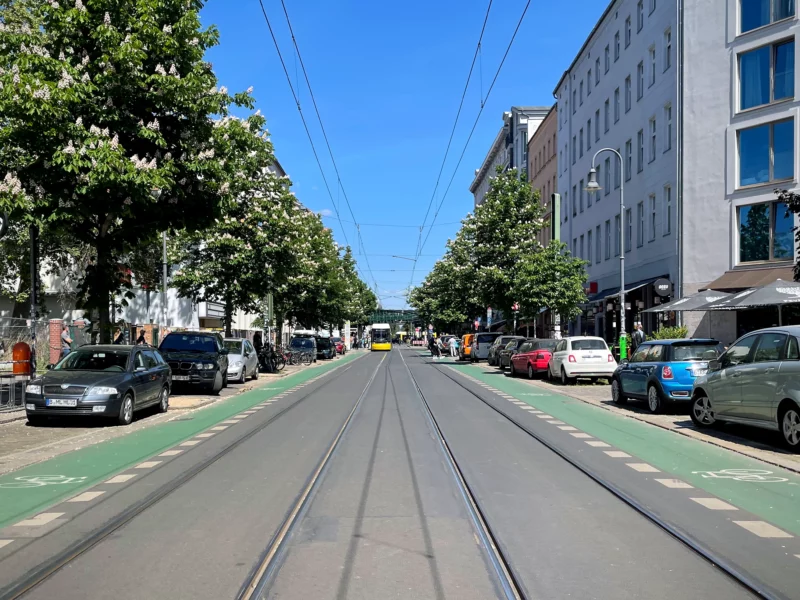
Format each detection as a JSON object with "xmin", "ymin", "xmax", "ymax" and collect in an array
[{"xmin": 370, "ymin": 323, "xmax": 392, "ymax": 351}]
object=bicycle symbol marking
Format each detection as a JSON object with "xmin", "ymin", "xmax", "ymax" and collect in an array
[
  {"xmin": 0, "ymin": 475, "xmax": 88, "ymax": 489},
  {"xmin": 691, "ymin": 469, "xmax": 788, "ymax": 483}
]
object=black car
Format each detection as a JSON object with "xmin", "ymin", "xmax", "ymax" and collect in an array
[
  {"xmin": 315, "ymin": 336, "xmax": 336, "ymax": 360},
  {"xmin": 488, "ymin": 335, "xmax": 524, "ymax": 366},
  {"xmin": 158, "ymin": 331, "xmax": 229, "ymax": 394},
  {"xmin": 498, "ymin": 338, "xmax": 532, "ymax": 370},
  {"xmin": 25, "ymin": 345, "xmax": 171, "ymax": 426}
]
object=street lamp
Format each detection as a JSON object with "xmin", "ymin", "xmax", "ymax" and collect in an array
[{"xmin": 585, "ymin": 148, "xmax": 627, "ymax": 359}]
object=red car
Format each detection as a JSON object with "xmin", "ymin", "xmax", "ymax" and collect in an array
[
  {"xmin": 332, "ymin": 337, "xmax": 346, "ymax": 354},
  {"xmin": 510, "ymin": 339, "xmax": 558, "ymax": 378}
]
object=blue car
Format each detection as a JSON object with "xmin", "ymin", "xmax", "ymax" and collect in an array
[{"xmin": 611, "ymin": 339, "xmax": 722, "ymax": 413}]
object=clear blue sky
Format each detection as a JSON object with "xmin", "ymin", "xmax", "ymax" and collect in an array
[{"xmin": 202, "ymin": 0, "xmax": 606, "ymax": 309}]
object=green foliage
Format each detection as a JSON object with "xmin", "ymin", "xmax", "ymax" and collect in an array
[{"xmin": 649, "ymin": 325, "xmax": 689, "ymax": 340}]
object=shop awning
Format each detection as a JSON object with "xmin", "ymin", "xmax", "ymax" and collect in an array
[
  {"xmin": 603, "ymin": 276, "xmax": 665, "ymax": 300},
  {"xmin": 641, "ymin": 290, "xmax": 732, "ymax": 313},
  {"xmin": 694, "ymin": 279, "xmax": 800, "ymax": 311},
  {"xmin": 702, "ymin": 266, "xmax": 794, "ymax": 291}
]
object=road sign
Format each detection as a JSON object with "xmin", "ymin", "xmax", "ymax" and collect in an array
[{"xmin": 512, "ymin": 302, "xmax": 519, "ymax": 311}]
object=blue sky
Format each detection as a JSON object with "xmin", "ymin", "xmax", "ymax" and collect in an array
[{"xmin": 202, "ymin": 0, "xmax": 606, "ymax": 309}]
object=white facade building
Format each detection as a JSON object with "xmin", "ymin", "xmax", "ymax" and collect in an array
[
  {"xmin": 557, "ymin": 0, "xmax": 798, "ymax": 344},
  {"xmin": 471, "ymin": 107, "xmax": 550, "ymax": 208}
]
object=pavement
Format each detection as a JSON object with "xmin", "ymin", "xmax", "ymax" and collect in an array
[{"xmin": 0, "ymin": 347, "xmax": 795, "ymax": 598}]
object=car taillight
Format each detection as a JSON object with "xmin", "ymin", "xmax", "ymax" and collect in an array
[
  {"xmin": 662, "ymin": 365, "xmax": 674, "ymax": 379},
  {"xmin": 608, "ymin": 354, "xmax": 614, "ymax": 362},
  {"xmin": 568, "ymin": 355, "xmax": 577, "ymax": 363}
]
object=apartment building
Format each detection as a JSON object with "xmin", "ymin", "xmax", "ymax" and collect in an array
[
  {"xmin": 527, "ymin": 104, "xmax": 558, "ymax": 245},
  {"xmin": 471, "ymin": 106, "xmax": 550, "ymax": 208},
  {"xmin": 556, "ymin": 0, "xmax": 798, "ymax": 343}
]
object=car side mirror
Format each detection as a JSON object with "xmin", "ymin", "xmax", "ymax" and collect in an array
[
  {"xmin": 135, "ymin": 366, "xmax": 147, "ymax": 372},
  {"xmin": 220, "ymin": 348, "xmax": 229, "ymax": 355},
  {"xmin": 46, "ymin": 364, "xmax": 54, "ymax": 370},
  {"xmin": 708, "ymin": 359, "xmax": 721, "ymax": 372},
  {"xmin": 620, "ymin": 359, "xmax": 629, "ymax": 366}
]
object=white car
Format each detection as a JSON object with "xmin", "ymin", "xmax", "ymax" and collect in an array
[
  {"xmin": 548, "ymin": 336, "xmax": 617, "ymax": 384},
  {"xmin": 223, "ymin": 338, "xmax": 259, "ymax": 383}
]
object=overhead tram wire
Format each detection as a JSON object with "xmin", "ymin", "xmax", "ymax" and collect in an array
[
  {"xmin": 407, "ymin": 0, "xmax": 494, "ymax": 294},
  {"xmin": 274, "ymin": 0, "xmax": 379, "ymax": 291}
]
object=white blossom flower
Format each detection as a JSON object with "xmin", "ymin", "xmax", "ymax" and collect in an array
[
  {"xmin": 189, "ymin": 38, "xmax": 199, "ymax": 46},
  {"xmin": 179, "ymin": 178, "xmax": 187, "ymax": 185},
  {"xmin": 78, "ymin": 146, "xmax": 86, "ymax": 155},
  {"xmin": 220, "ymin": 182, "xmax": 230, "ymax": 194},
  {"xmin": 102, "ymin": 127, "xmax": 109, "ymax": 136},
  {"xmin": 33, "ymin": 86, "xmax": 51, "ymax": 100},
  {"xmin": 81, "ymin": 55, "xmax": 89, "ymax": 66},
  {"xmin": 208, "ymin": 85, "xmax": 217, "ymax": 94},
  {"xmin": 12, "ymin": 73, "xmax": 20, "ymax": 85},
  {"xmin": 89, "ymin": 125, "xmax": 100, "ymax": 135},
  {"xmin": 103, "ymin": 12, "xmax": 111, "ymax": 25},
  {"xmin": 62, "ymin": 141, "xmax": 76, "ymax": 155},
  {"xmin": 168, "ymin": 64, "xmax": 178, "ymax": 77},
  {"xmin": 218, "ymin": 86, "xmax": 228, "ymax": 95},
  {"xmin": 247, "ymin": 86, "xmax": 254, "ymax": 94},
  {"xmin": 81, "ymin": 72, "xmax": 90, "ymax": 83},
  {"xmin": 75, "ymin": 0, "xmax": 85, "ymax": 11},
  {"xmin": 154, "ymin": 64, "xmax": 167, "ymax": 76},
  {"xmin": 146, "ymin": 119, "xmax": 160, "ymax": 131},
  {"xmin": 110, "ymin": 134, "xmax": 119, "ymax": 149},
  {"xmin": 123, "ymin": 197, "xmax": 132, "ymax": 205},
  {"xmin": 0, "ymin": 172, "xmax": 23, "ymax": 195},
  {"xmin": 163, "ymin": 24, "xmax": 172, "ymax": 34},
  {"xmin": 105, "ymin": 98, "xmax": 113, "ymax": 108}
]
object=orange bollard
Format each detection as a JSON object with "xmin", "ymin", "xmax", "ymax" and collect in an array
[{"xmin": 12, "ymin": 342, "xmax": 31, "ymax": 376}]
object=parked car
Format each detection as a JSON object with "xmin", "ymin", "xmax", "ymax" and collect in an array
[
  {"xmin": 289, "ymin": 335, "xmax": 317, "ymax": 362},
  {"xmin": 25, "ymin": 345, "xmax": 171, "ymax": 426},
  {"xmin": 690, "ymin": 327, "xmax": 800, "ymax": 450},
  {"xmin": 331, "ymin": 337, "xmax": 346, "ymax": 354},
  {"xmin": 548, "ymin": 336, "xmax": 617, "ymax": 385},
  {"xmin": 459, "ymin": 334, "xmax": 474, "ymax": 361},
  {"xmin": 159, "ymin": 331, "xmax": 229, "ymax": 394},
  {"xmin": 223, "ymin": 338, "xmax": 259, "ymax": 384},
  {"xmin": 510, "ymin": 339, "xmax": 558, "ymax": 378},
  {"xmin": 315, "ymin": 336, "xmax": 337, "ymax": 360},
  {"xmin": 471, "ymin": 332, "xmax": 501, "ymax": 362},
  {"xmin": 487, "ymin": 335, "xmax": 523, "ymax": 366},
  {"xmin": 611, "ymin": 339, "xmax": 720, "ymax": 413},
  {"xmin": 498, "ymin": 338, "xmax": 530, "ymax": 370}
]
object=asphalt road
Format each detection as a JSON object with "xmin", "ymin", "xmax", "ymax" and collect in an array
[{"xmin": 0, "ymin": 347, "xmax": 782, "ymax": 599}]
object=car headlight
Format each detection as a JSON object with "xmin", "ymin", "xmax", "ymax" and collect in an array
[
  {"xmin": 203, "ymin": 363, "xmax": 215, "ymax": 370},
  {"xmin": 232, "ymin": 360, "xmax": 243, "ymax": 367},
  {"xmin": 89, "ymin": 387, "xmax": 119, "ymax": 396},
  {"xmin": 25, "ymin": 384, "xmax": 42, "ymax": 395}
]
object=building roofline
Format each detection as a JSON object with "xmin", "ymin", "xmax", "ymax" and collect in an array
[
  {"xmin": 529, "ymin": 104, "xmax": 557, "ymax": 145},
  {"xmin": 469, "ymin": 127, "xmax": 506, "ymax": 193},
  {"xmin": 553, "ymin": 0, "xmax": 619, "ymax": 96}
]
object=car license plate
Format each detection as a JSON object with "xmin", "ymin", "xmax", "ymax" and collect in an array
[
  {"xmin": 173, "ymin": 375, "xmax": 190, "ymax": 381},
  {"xmin": 692, "ymin": 368, "xmax": 707, "ymax": 377},
  {"xmin": 46, "ymin": 398, "xmax": 77, "ymax": 407}
]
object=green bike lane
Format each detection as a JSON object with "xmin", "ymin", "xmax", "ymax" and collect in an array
[
  {"xmin": 0, "ymin": 352, "xmax": 365, "ymax": 530},
  {"xmin": 448, "ymin": 362, "xmax": 800, "ymax": 538}
]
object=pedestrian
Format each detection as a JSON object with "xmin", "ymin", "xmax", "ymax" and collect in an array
[
  {"xmin": 631, "ymin": 322, "xmax": 645, "ymax": 353},
  {"xmin": 449, "ymin": 335, "xmax": 458, "ymax": 357},
  {"xmin": 113, "ymin": 327, "xmax": 125, "ymax": 345},
  {"xmin": 253, "ymin": 331, "xmax": 263, "ymax": 356},
  {"xmin": 61, "ymin": 324, "xmax": 73, "ymax": 358},
  {"xmin": 136, "ymin": 330, "xmax": 147, "ymax": 345}
]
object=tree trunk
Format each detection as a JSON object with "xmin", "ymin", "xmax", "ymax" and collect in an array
[
  {"xmin": 224, "ymin": 296, "xmax": 233, "ymax": 337},
  {"xmin": 96, "ymin": 240, "xmax": 111, "ymax": 343}
]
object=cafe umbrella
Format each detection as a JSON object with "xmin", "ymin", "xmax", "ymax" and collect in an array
[
  {"xmin": 641, "ymin": 290, "xmax": 733, "ymax": 313},
  {"xmin": 691, "ymin": 279, "xmax": 800, "ymax": 326}
]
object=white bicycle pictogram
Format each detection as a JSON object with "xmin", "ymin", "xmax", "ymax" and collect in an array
[
  {"xmin": 691, "ymin": 469, "xmax": 788, "ymax": 483},
  {"xmin": 0, "ymin": 475, "xmax": 88, "ymax": 489}
]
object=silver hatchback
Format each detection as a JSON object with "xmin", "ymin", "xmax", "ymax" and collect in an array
[{"xmin": 690, "ymin": 326, "xmax": 800, "ymax": 450}]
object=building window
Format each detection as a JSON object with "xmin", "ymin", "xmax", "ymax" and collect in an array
[
  {"xmin": 615, "ymin": 147, "xmax": 622, "ymax": 187},
  {"xmin": 580, "ymin": 80, "xmax": 584, "ymax": 105},
  {"xmin": 627, "ymin": 208, "xmax": 634, "ymax": 251},
  {"xmin": 587, "ymin": 119, "xmax": 592, "ymax": 150},
  {"xmin": 738, "ymin": 201, "xmax": 793, "ymax": 262},
  {"xmin": 739, "ymin": 40, "xmax": 794, "ymax": 111},
  {"xmin": 573, "ymin": 185, "xmax": 577, "ymax": 215},
  {"xmin": 649, "ymin": 194, "xmax": 657, "ymax": 240},
  {"xmin": 740, "ymin": 0, "xmax": 795, "ymax": 34},
  {"xmin": 559, "ymin": 149, "xmax": 562, "ymax": 167},
  {"xmin": 573, "ymin": 238, "xmax": 577, "ymax": 256},
  {"xmin": 573, "ymin": 89, "xmax": 577, "ymax": 113},
  {"xmin": 615, "ymin": 32, "xmax": 620, "ymax": 61},
  {"xmin": 605, "ymin": 45, "xmax": 611, "ymax": 72},
  {"xmin": 604, "ymin": 157, "xmax": 611, "ymax": 194},
  {"xmin": 664, "ymin": 28, "xmax": 672, "ymax": 70},
  {"xmin": 625, "ymin": 76, "xmax": 632, "ymax": 112},
  {"xmin": 615, "ymin": 214, "xmax": 621, "ymax": 256},
  {"xmin": 580, "ymin": 234, "xmax": 585, "ymax": 259},
  {"xmin": 637, "ymin": 62, "xmax": 644, "ymax": 99},
  {"xmin": 637, "ymin": 129, "xmax": 644, "ymax": 172},
  {"xmin": 605, "ymin": 219, "xmax": 612, "ymax": 259},
  {"xmin": 625, "ymin": 140, "xmax": 633, "ymax": 180},
  {"xmin": 637, "ymin": 0, "xmax": 644, "ymax": 31},
  {"xmin": 604, "ymin": 100, "xmax": 610, "ymax": 132},
  {"xmin": 572, "ymin": 135, "xmax": 577, "ymax": 164},
  {"xmin": 738, "ymin": 119, "xmax": 794, "ymax": 187},
  {"xmin": 649, "ymin": 46, "xmax": 656, "ymax": 86},
  {"xmin": 580, "ymin": 180, "xmax": 585, "ymax": 212},
  {"xmin": 596, "ymin": 225, "xmax": 601, "ymax": 263},
  {"xmin": 649, "ymin": 117, "xmax": 657, "ymax": 162},
  {"xmin": 650, "ymin": 0, "xmax": 656, "ymax": 13},
  {"xmin": 664, "ymin": 104, "xmax": 672, "ymax": 151},
  {"xmin": 588, "ymin": 70, "xmax": 592, "ymax": 95},
  {"xmin": 595, "ymin": 58, "xmax": 601, "ymax": 83},
  {"xmin": 625, "ymin": 16, "xmax": 632, "ymax": 47},
  {"xmin": 664, "ymin": 185, "xmax": 672, "ymax": 235},
  {"xmin": 587, "ymin": 230, "xmax": 593, "ymax": 264},
  {"xmin": 636, "ymin": 202, "xmax": 644, "ymax": 247},
  {"xmin": 595, "ymin": 109, "xmax": 601, "ymax": 141},
  {"xmin": 614, "ymin": 88, "xmax": 620, "ymax": 122},
  {"xmin": 564, "ymin": 191, "xmax": 568, "ymax": 222},
  {"xmin": 579, "ymin": 128, "xmax": 584, "ymax": 158}
]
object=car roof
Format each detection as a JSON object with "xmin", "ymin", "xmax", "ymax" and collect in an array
[
  {"xmin": 642, "ymin": 338, "xmax": 718, "ymax": 345},
  {"xmin": 165, "ymin": 331, "xmax": 217, "ymax": 337},
  {"xmin": 223, "ymin": 338, "xmax": 245, "ymax": 342},
  {"xmin": 566, "ymin": 336, "xmax": 605, "ymax": 341},
  {"xmin": 741, "ymin": 326, "xmax": 800, "ymax": 336},
  {"xmin": 75, "ymin": 345, "xmax": 135, "ymax": 351}
]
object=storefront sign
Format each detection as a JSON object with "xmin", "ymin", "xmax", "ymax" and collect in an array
[{"xmin": 653, "ymin": 278, "xmax": 673, "ymax": 297}]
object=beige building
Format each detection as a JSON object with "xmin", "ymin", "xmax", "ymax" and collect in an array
[{"xmin": 527, "ymin": 104, "xmax": 558, "ymax": 245}]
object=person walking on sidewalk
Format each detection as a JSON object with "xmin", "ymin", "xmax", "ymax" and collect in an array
[
  {"xmin": 449, "ymin": 335, "xmax": 458, "ymax": 357},
  {"xmin": 60, "ymin": 324, "xmax": 73, "ymax": 358},
  {"xmin": 631, "ymin": 323, "xmax": 646, "ymax": 354}
]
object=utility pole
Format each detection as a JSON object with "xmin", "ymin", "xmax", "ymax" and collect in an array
[
  {"xmin": 29, "ymin": 224, "xmax": 39, "ymax": 373},
  {"xmin": 162, "ymin": 231, "xmax": 168, "ymax": 331}
]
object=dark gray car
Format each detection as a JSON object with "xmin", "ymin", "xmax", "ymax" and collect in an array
[{"xmin": 25, "ymin": 345, "xmax": 171, "ymax": 426}]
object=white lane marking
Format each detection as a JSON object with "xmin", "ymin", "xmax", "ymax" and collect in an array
[
  {"xmin": 734, "ymin": 521, "xmax": 793, "ymax": 538},
  {"xmin": 526, "ymin": 409, "xmax": 543, "ymax": 413},
  {"xmin": 585, "ymin": 441, "xmax": 610, "ymax": 447},
  {"xmin": 180, "ymin": 440, "xmax": 201, "ymax": 447},
  {"xmin": 14, "ymin": 513, "xmax": 64, "ymax": 527},
  {"xmin": 536, "ymin": 414, "xmax": 554, "ymax": 419},
  {"xmin": 691, "ymin": 498, "xmax": 738, "ymax": 511},
  {"xmin": 68, "ymin": 491, "xmax": 105, "ymax": 503},
  {"xmin": 106, "ymin": 474, "xmax": 136, "ymax": 484},
  {"xmin": 570, "ymin": 433, "xmax": 593, "ymax": 439},
  {"xmin": 232, "ymin": 415, "xmax": 248, "ymax": 420},
  {"xmin": 195, "ymin": 433, "xmax": 215, "ymax": 438},
  {"xmin": 249, "ymin": 407, "xmax": 264, "ymax": 411},
  {"xmin": 221, "ymin": 420, "xmax": 239, "ymax": 425},
  {"xmin": 0, "ymin": 540, "xmax": 12, "ymax": 549},
  {"xmin": 210, "ymin": 426, "xmax": 228, "ymax": 431},
  {"xmin": 654, "ymin": 478, "xmax": 693, "ymax": 488},
  {"xmin": 627, "ymin": 463, "xmax": 660, "ymax": 473},
  {"xmin": 795, "ymin": 554, "xmax": 800, "ymax": 560},
  {"xmin": 159, "ymin": 450, "xmax": 183, "ymax": 457},
  {"xmin": 547, "ymin": 420, "xmax": 566, "ymax": 425},
  {"xmin": 241, "ymin": 411, "xmax": 257, "ymax": 415},
  {"xmin": 558, "ymin": 426, "xmax": 578, "ymax": 431},
  {"xmin": 604, "ymin": 451, "xmax": 632, "ymax": 458},
  {"xmin": 135, "ymin": 461, "xmax": 162, "ymax": 469}
]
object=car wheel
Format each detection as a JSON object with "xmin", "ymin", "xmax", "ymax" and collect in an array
[
  {"xmin": 611, "ymin": 379, "xmax": 627, "ymax": 404},
  {"xmin": 27, "ymin": 415, "xmax": 47, "ymax": 427},
  {"xmin": 509, "ymin": 362, "xmax": 515, "ymax": 377},
  {"xmin": 239, "ymin": 367, "xmax": 247, "ymax": 384},
  {"xmin": 222, "ymin": 371, "xmax": 228, "ymax": 388},
  {"xmin": 690, "ymin": 393, "xmax": 715, "ymax": 428},
  {"xmin": 527, "ymin": 364, "xmax": 534, "ymax": 380},
  {"xmin": 780, "ymin": 404, "xmax": 800, "ymax": 451},
  {"xmin": 560, "ymin": 367, "xmax": 573, "ymax": 385},
  {"xmin": 118, "ymin": 393, "xmax": 134, "ymax": 426},
  {"xmin": 157, "ymin": 386, "xmax": 169, "ymax": 414},
  {"xmin": 252, "ymin": 366, "xmax": 259, "ymax": 380},
  {"xmin": 211, "ymin": 371, "xmax": 224, "ymax": 395},
  {"xmin": 647, "ymin": 385, "xmax": 663, "ymax": 414}
]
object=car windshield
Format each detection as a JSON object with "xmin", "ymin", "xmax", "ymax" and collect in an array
[
  {"xmin": 290, "ymin": 338, "xmax": 314, "ymax": 349},
  {"xmin": 55, "ymin": 349, "xmax": 130, "ymax": 372},
  {"xmin": 477, "ymin": 334, "xmax": 498, "ymax": 344},
  {"xmin": 316, "ymin": 338, "xmax": 332, "ymax": 349},
  {"xmin": 223, "ymin": 340, "xmax": 243, "ymax": 354},
  {"xmin": 672, "ymin": 343, "xmax": 720, "ymax": 361},
  {"xmin": 533, "ymin": 340, "xmax": 558, "ymax": 350},
  {"xmin": 571, "ymin": 339, "xmax": 607, "ymax": 351},
  {"xmin": 160, "ymin": 334, "xmax": 218, "ymax": 353}
]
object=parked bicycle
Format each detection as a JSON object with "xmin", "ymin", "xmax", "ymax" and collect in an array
[{"xmin": 258, "ymin": 343, "xmax": 286, "ymax": 373}]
